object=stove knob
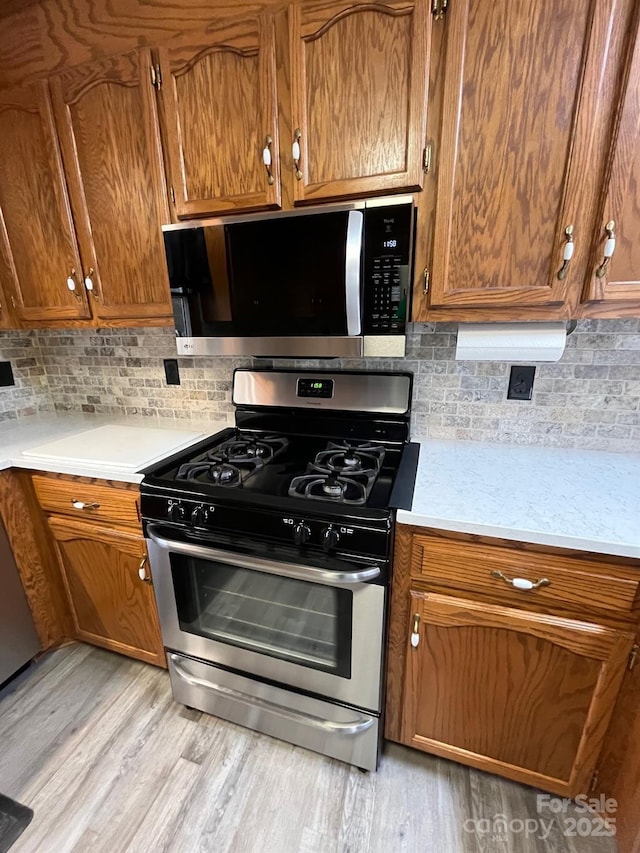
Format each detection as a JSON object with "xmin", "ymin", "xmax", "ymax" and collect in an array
[
  {"xmin": 321, "ymin": 526, "xmax": 340, "ymax": 552},
  {"xmin": 168, "ymin": 503, "xmax": 186, "ymax": 523},
  {"xmin": 190, "ymin": 504, "xmax": 206, "ymax": 526},
  {"xmin": 293, "ymin": 521, "xmax": 311, "ymax": 546}
]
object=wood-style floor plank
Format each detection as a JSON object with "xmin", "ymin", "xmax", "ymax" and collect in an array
[{"xmin": 0, "ymin": 645, "xmax": 618, "ymax": 853}]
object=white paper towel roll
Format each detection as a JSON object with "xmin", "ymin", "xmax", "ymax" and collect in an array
[{"xmin": 455, "ymin": 322, "xmax": 567, "ymax": 362}]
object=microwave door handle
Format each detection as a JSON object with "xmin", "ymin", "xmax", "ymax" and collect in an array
[
  {"xmin": 345, "ymin": 210, "xmax": 363, "ymax": 335},
  {"xmin": 146, "ymin": 524, "xmax": 379, "ymax": 586}
]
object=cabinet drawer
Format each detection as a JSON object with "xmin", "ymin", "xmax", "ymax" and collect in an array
[
  {"xmin": 412, "ymin": 535, "xmax": 640, "ymax": 617},
  {"xmin": 32, "ymin": 475, "xmax": 141, "ymax": 528}
]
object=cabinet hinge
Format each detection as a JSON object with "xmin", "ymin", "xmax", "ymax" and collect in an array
[
  {"xmin": 169, "ymin": 186, "xmax": 176, "ymax": 205},
  {"xmin": 590, "ymin": 769, "xmax": 599, "ymax": 792},
  {"xmin": 423, "ymin": 268, "xmax": 430, "ymax": 295},
  {"xmin": 150, "ymin": 64, "xmax": 162, "ymax": 90},
  {"xmin": 423, "ymin": 143, "xmax": 433, "ymax": 174},
  {"xmin": 629, "ymin": 643, "xmax": 638, "ymax": 671},
  {"xmin": 10, "ymin": 295, "xmax": 16, "ymax": 309},
  {"xmin": 431, "ymin": 0, "xmax": 448, "ymax": 18}
]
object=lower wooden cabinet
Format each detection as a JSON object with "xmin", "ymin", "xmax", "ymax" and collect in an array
[
  {"xmin": 402, "ymin": 590, "xmax": 634, "ymax": 796},
  {"xmin": 48, "ymin": 515, "xmax": 165, "ymax": 667},
  {"xmin": 386, "ymin": 525, "xmax": 640, "ymax": 797}
]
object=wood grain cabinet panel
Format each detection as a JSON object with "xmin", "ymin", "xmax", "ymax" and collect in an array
[
  {"xmin": 50, "ymin": 49, "xmax": 172, "ymax": 323},
  {"xmin": 427, "ymin": 0, "xmax": 625, "ymax": 310},
  {"xmin": 401, "ymin": 591, "xmax": 635, "ymax": 796},
  {"xmin": 157, "ymin": 14, "xmax": 281, "ymax": 217},
  {"xmin": 413, "ymin": 534, "xmax": 640, "ymax": 619},
  {"xmin": 48, "ymin": 516, "xmax": 165, "ymax": 667},
  {"xmin": 582, "ymin": 4, "xmax": 640, "ymax": 307},
  {"xmin": 0, "ymin": 81, "xmax": 89, "ymax": 322},
  {"xmin": 32, "ymin": 474, "xmax": 142, "ymax": 529},
  {"xmin": 288, "ymin": 0, "xmax": 430, "ymax": 204}
]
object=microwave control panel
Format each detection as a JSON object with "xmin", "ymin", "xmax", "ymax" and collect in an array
[{"xmin": 362, "ymin": 204, "xmax": 413, "ymax": 335}]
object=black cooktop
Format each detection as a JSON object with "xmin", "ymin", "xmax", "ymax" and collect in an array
[{"xmin": 144, "ymin": 427, "xmax": 404, "ymax": 511}]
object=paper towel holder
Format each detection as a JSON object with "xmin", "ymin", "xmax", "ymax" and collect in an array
[{"xmin": 455, "ymin": 322, "xmax": 568, "ymax": 362}]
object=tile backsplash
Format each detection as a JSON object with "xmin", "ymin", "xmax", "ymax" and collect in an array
[{"xmin": 0, "ymin": 320, "xmax": 638, "ymax": 452}]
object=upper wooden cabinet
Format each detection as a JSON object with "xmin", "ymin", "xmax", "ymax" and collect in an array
[
  {"xmin": 157, "ymin": 15, "xmax": 281, "ymax": 218},
  {"xmin": 582, "ymin": 4, "xmax": 640, "ymax": 308},
  {"xmin": 0, "ymin": 82, "xmax": 90, "ymax": 322},
  {"xmin": 426, "ymin": 0, "xmax": 628, "ymax": 311},
  {"xmin": 50, "ymin": 49, "xmax": 172, "ymax": 323},
  {"xmin": 289, "ymin": 0, "xmax": 430, "ymax": 204}
]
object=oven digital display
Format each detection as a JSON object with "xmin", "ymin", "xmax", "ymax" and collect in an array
[{"xmin": 297, "ymin": 378, "xmax": 334, "ymax": 398}]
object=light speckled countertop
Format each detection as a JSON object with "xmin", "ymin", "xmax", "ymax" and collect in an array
[
  {"xmin": 0, "ymin": 413, "xmax": 228, "ymax": 483},
  {"xmin": 398, "ymin": 439, "xmax": 640, "ymax": 560}
]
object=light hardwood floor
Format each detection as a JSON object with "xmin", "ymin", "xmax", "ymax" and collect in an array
[{"xmin": 0, "ymin": 645, "xmax": 618, "ymax": 853}]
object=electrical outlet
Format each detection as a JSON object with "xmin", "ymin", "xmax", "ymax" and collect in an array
[
  {"xmin": 164, "ymin": 359, "xmax": 180, "ymax": 386},
  {"xmin": 507, "ymin": 365, "xmax": 535, "ymax": 400},
  {"xmin": 0, "ymin": 361, "xmax": 15, "ymax": 387}
]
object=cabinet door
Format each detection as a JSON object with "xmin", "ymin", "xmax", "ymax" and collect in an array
[
  {"xmin": 402, "ymin": 592, "xmax": 634, "ymax": 797},
  {"xmin": 0, "ymin": 82, "xmax": 90, "ymax": 322},
  {"xmin": 289, "ymin": 0, "xmax": 429, "ymax": 204},
  {"xmin": 582, "ymin": 6, "xmax": 640, "ymax": 306},
  {"xmin": 428, "ymin": 0, "xmax": 623, "ymax": 309},
  {"xmin": 158, "ymin": 15, "xmax": 281, "ymax": 217},
  {"xmin": 49, "ymin": 516, "xmax": 165, "ymax": 667},
  {"xmin": 50, "ymin": 50, "xmax": 172, "ymax": 323}
]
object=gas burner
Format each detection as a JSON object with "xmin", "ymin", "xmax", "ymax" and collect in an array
[
  {"xmin": 313, "ymin": 441, "xmax": 385, "ymax": 477},
  {"xmin": 211, "ymin": 434, "xmax": 289, "ymax": 465},
  {"xmin": 176, "ymin": 459, "xmax": 245, "ymax": 486},
  {"xmin": 209, "ymin": 463, "xmax": 240, "ymax": 485},
  {"xmin": 288, "ymin": 472, "xmax": 369, "ymax": 505}
]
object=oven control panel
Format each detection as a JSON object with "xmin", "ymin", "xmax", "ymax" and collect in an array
[{"xmin": 141, "ymin": 494, "xmax": 391, "ymax": 562}]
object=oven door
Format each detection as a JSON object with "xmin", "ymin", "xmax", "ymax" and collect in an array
[{"xmin": 146, "ymin": 525, "xmax": 385, "ymax": 713}]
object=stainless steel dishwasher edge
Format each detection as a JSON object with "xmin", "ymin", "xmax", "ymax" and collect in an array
[{"xmin": 0, "ymin": 518, "xmax": 40, "ymax": 685}]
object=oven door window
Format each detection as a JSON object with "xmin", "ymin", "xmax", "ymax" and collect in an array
[{"xmin": 171, "ymin": 555, "xmax": 353, "ymax": 677}]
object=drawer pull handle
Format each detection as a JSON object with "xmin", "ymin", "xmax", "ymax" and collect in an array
[
  {"xmin": 491, "ymin": 570, "xmax": 550, "ymax": 591},
  {"xmin": 410, "ymin": 613, "xmax": 420, "ymax": 648},
  {"xmin": 71, "ymin": 499, "xmax": 100, "ymax": 510},
  {"xmin": 138, "ymin": 556, "xmax": 151, "ymax": 583}
]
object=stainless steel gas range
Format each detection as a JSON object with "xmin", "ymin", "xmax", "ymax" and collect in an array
[{"xmin": 140, "ymin": 369, "xmax": 418, "ymax": 771}]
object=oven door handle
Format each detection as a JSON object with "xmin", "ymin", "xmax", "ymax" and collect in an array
[
  {"xmin": 169, "ymin": 654, "xmax": 375, "ymax": 736},
  {"xmin": 147, "ymin": 525, "xmax": 380, "ymax": 586}
]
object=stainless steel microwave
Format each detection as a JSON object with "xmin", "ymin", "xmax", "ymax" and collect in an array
[{"xmin": 162, "ymin": 196, "xmax": 415, "ymax": 358}]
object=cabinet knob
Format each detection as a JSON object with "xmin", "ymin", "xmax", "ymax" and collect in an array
[
  {"xmin": 490, "ymin": 570, "xmax": 550, "ymax": 591},
  {"xmin": 263, "ymin": 135, "xmax": 275, "ymax": 186},
  {"xmin": 595, "ymin": 220, "xmax": 616, "ymax": 279},
  {"xmin": 138, "ymin": 556, "xmax": 151, "ymax": 583},
  {"xmin": 292, "ymin": 129, "xmax": 303, "ymax": 180}
]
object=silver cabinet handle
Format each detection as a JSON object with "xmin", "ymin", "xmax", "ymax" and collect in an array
[
  {"xmin": 557, "ymin": 225, "xmax": 574, "ymax": 280},
  {"xmin": 262, "ymin": 135, "xmax": 275, "ymax": 186},
  {"xmin": 595, "ymin": 220, "xmax": 616, "ymax": 278},
  {"xmin": 292, "ymin": 128, "xmax": 302, "ymax": 180},
  {"xmin": 491, "ymin": 570, "xmax": 550, "ymax": 591},
  {"xmin": 169, "ymin": 654, "xmax": 374, "ymax": 736},
  {"xmin": 71, "ymin": 499, "xmax": 100, "ymax": 510},
  {"xmin": 146, "ymin": 524, "xmax": 380, "ymax": 587}
]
